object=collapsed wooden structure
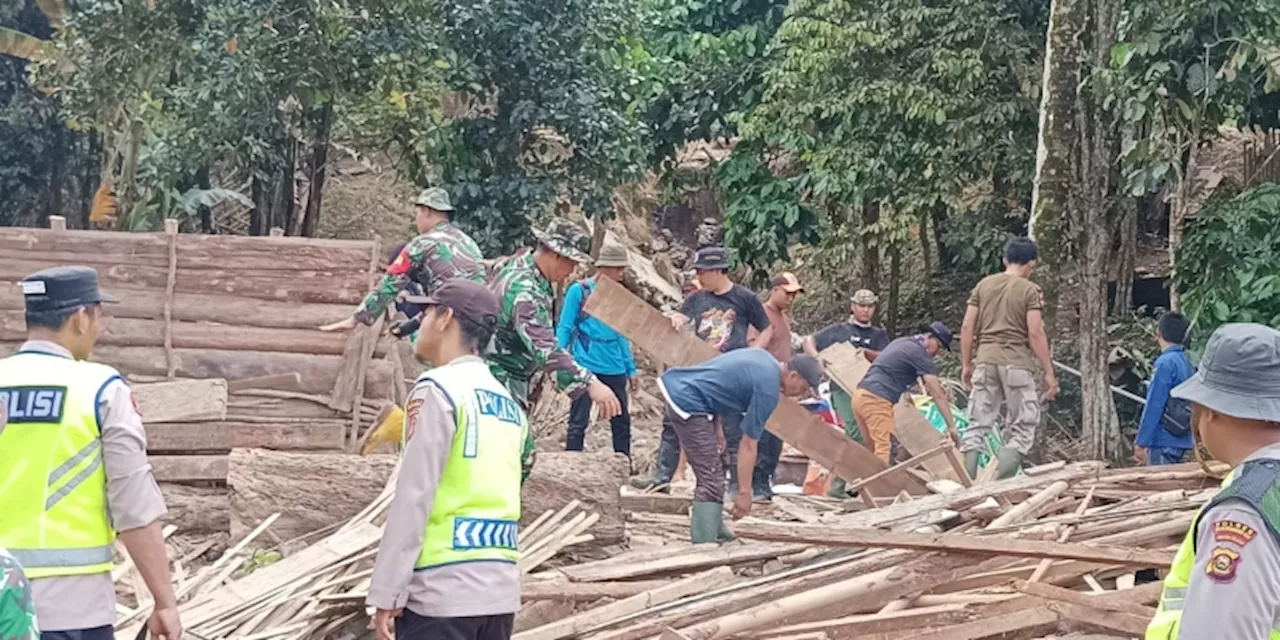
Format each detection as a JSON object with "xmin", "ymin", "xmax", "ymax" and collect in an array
[{"xmin": 0, "ymin": 219, "xmax": 402, "ymax": 516}]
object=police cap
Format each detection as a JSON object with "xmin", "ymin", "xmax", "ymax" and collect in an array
[{"xmin": 21, "ymin": 266, "xmax": 119, "ymax": 313}]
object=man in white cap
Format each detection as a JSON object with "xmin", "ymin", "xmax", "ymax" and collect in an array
[
  {"xmin": 321, "ymin": 187, "xmax": 485, "ymax": 332},
  {"xmin": 1146, "ymin": 323, "xmax": 1280, "ymax": 640}
]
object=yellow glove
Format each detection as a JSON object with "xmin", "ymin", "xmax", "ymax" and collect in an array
[{"xmin": 361, "ymin": 405, "xmax": 405, "ymax": 456}]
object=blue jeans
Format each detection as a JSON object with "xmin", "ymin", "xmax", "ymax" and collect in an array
[{"xmin": 1147, "ymin": 447, "xmax": 1188, "ymax": 466}]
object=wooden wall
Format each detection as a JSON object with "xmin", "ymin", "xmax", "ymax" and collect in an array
[{"xmin": 0, "ymin": 219, "xmax": 403, "ymax": 485}]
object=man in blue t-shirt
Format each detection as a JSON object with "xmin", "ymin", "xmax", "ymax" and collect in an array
[
  {"xmin": 1135, "ymin": 312, "xmax": 1197, "ymax": 465},
  {"xmin": 657, "ymin": 348, "xmax": 822, "ymax": 543}
]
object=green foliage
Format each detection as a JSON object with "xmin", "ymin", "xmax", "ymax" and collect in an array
[
  {"xmin": 728, "ymin": 0, "xmax": 1045, "ymax": 269},
  {"xmin": 1176, "ymin": 183, "xmax": 1280, "ymax": 331},
  {"xmin": 1113, "ymin": 0, "xmax": 1280, "ymax": 195},
  {"xmin": 716, "ymin": 144, "xmax": 819, "ymax": 273},
  {"xmin": 941, "ymin": 203, "xmax": 1020, "ymax": 274}
]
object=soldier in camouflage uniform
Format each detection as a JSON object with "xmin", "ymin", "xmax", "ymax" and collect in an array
[
  {"xmin": 321, "ymin": 187, "xmax": 485, "ymax": 332},
  {"xmin": 0, "ymin": 548, "xmax": 38, "ymax": 640},
  {"xmin": 487, "ymin": 219, "xmax": 622, "ymax": 426}
]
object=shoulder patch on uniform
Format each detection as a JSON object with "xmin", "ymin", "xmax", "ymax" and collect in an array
[
  {"xmin": 405, "ymin": 398, "xmax": 423, "ymax": 442},
  {"xmin": 1213, "ymin": 520, "xmax": 1258, "ymax": 547},
  {"xmin": 1206, "ymin": 546, "xmax": 1242, "ymax": 583}
]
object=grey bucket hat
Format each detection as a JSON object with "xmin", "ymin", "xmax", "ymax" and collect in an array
[
  {"xmin": 595, "ymin": 242, "xmax": 629, "ymax": 268},
  {"xmin": 1172, "ymin": 323, "xmax": 1280, "ymax": 423}
]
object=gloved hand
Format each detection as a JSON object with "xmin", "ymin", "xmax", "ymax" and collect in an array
[{"xmin": 90, "ymin": 182, "xmax": 118, "ymax": 223}]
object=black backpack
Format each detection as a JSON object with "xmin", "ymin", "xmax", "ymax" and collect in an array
[{"xmin": 1161, "ymin": 397, "xmax": 1193, "ymax": 437}]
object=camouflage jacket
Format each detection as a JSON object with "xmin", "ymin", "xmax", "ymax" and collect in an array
[
  {"xmin": 0, "ymin": 548, "xmax": 37, "ymax": 640},
  {"xmin": 354, "ymin": 221, "xmax": 485, "ymax": 325},
  {"xmin": 487, "ymin": 250, "xmax": 595, "ymax": 406}
]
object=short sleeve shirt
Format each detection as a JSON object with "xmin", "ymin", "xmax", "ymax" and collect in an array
[
  {"xmin": 756, "ymin": 303, "xmax": 793, "ymax": 362},
  {"xmin": 813, "ymin": 321, "xmax": 891, "ymax": 353},
  {"xmin": 967, "ymin": 273, "xmax": 1043, "ymax": 368},
  {"xmin": 857, "ymin": 337, "xmax": 937, "ymax": 402},
  {"xmin": 680, "ymin": 285, "xmax": 770, "ymax": 352}
]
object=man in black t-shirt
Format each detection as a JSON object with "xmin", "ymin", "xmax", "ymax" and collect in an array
[{"xmin": 631, "ymin": 247, "xmax": 772, "ymax": 496}]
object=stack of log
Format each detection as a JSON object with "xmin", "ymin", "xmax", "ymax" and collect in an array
[
  {"xmin": 112, "ymin": 456, "xmax": 1220, "ymax": 639},
  {"xmin": 0, "ymin": 219, "xmax": 404, "ymax": 532}
]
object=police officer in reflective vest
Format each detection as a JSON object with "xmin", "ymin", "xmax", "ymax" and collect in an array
[
  {"xmin": 1147, "ymin": 323, "xmax": 1280, "ymax": 639},
  {"xmin": 0, "ymin": 266, "xmax": 181, "ymax": 640},
  {"xmin": 367, "ymin": 279, "xmax": 531, "ymax": 640}
]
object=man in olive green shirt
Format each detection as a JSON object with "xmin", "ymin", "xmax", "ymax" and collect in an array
[{"xmin": 959, "ymin": 237, "xmax": 1057, "ymax": 479}]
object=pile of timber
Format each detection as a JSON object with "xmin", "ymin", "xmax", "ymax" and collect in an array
[{"xmin": 0, "ymin": 220, "xmax": 406, "ymax": 493}]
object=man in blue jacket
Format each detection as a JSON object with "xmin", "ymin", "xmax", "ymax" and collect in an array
[
  {"xmin": 556, "ymin": 242, "xmax": 637, "ymax": 457},
  {"xmin": 1135, "ymin": 312, "xmax": 1196, "ymax": 466}
]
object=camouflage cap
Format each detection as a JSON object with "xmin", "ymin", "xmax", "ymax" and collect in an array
[
  {"xmin": 533, "ymin": 219, "xmax": 593, "ymax": 263},
  {"xmin": 851, "ymin": 289, "xmax": 879, "ymax": 305},
  {"xmin": 413, "ymin": 187, "xmax": 454, "ymax": 212}
]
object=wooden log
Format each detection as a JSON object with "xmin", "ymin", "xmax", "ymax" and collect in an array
[
  {"xmin": 0, "ymin": 344, "xmax": 394, "ymax": 400},
  {"xmin": 146, "ymin": 421, "xmax": 347, "ymax": 452},
  {"xmin": 1012, "ymin": 579, "xmax": 1155, "ymax": 617},
  {"xmin": 584, "ymin": 278, "xmax": 920, "ymax": 496},
  {"xmin": 557, "ymin": 542, "xmax": 807, "ymax": 583},
  {"xmin": 985, "ymin": 481, "xmax": 1069, "ymax": 529},
  {"xmin": 521, "ymin": 580, "xmax": 672, "ymax": 601},
  {"xmin": 861, "ymin": 606, "xmax": 1060, "ymax": 640},
  {"xmin": 0, "ymin": 226, "xmax": 374, "ymax": 272},
  {"xmin": 0, "ymin": 311, "xmax": 379, "ymax": 356},
  {"xmin": 150, "ymin": 455, "xmax": 228, "ymax": 482},
  {"xmin": 514, "ymin": 568, "xmax": 737, "ymax": 640},
  {"xmin": 733, "ymin": 520, "xmax": 1175, "ymax": 567},
  {"xmin": 134, "ymin": 378, "xmax": 228, "ymax": 423},
  {"xmin": 747, "ymin": 604, "xmax": 968, "ymax": 639},
  {"xmin": 1044, "ymin": 601, "xmax": 1150, "ymax": 636}
]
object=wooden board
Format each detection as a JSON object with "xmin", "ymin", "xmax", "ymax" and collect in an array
[
  {"xmin": 521, "ymin": 580, "xmax": 673, "ymax": 601},
  {"xmin": 583, "ymin": 277, "xmax": 922, "ymax": 496},
  {"xmin": 135, "ymin": 378, "xmax": 228, "ymax": 423},
  {"xmin": 893, "ymin": 400, "xmax": 965, "ymax": 484},
  {"xmin": 0, "ymin": 284, "xmax": 354, "ymax": 331},
  {"xmin": 818, "ymin": 343, "xmax": 872, "ymax": 394},
  {"xmin": 146, "ymin": 420, "xmax": 347, "ymax": 453},
  {"xmin": 557, "ymin": 542, "xmax": 807, "ymax": 583},
  {"xmin": 149, "ymin": 455, "xmax": 229, "ymax": 482},
  {"xmin": 733, "ymin": 520, "xmax": 1175, "ymax": 568}
]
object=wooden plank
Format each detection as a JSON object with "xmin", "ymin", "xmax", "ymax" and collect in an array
[
  {"xmin": 621, "ymin": 492, "xmax": 693, "ymax": 515},
  {"xmin": 558, "ymin": 542, "xmax": 807, "ymax": 583},
  {"xmin": 149, "ymin": 455, "xmax": 228, "ymax": 482},
  {"xmin": 1045, "ymin": 601, "xmax": 1150, "ymax": 636},
  {"xmin": 861, "ymin": 606, "xmax": 1059, "ymax": 640},
  {"xmin": 748, "ymin": 604, "xmax": 968, "ymax": 639},
  {"xmin": 733, "ymin": 520, "xmax": 1175, "ymax": 568},
  {"xmin": 227, "ymin": 373, "xmax": 304, "ymax": 393},
  {"xmin": 845, "ymin": 445, "xmax": 950, "ymax": 496},
  {"xmin": 146, "ymin": 421, "xmax": 347, "ymax": 453},
  {"xmin": 893, "ymin": 400, "xmax": 964, "ymax": 484},
  {"xmin": 514, "ymin": 567, "xmax": 737, "ymax": 640},
  {"xmin": 1013, "ymin": 580, "xmax": 1156, "ymax": 617},
  {"xmin": 817, "ymin": 343, "xmax": 872, "ymax": 393},
  {"xmin": 521, "ymin": 580, "xmax": 672, "ymax": 601},
  {"xmin": 135, "ymin": 378, "xmax": 228, "ymax": 423},
  {"xmin": 584, "ymin": 278, "xmax": 920, "ymax": 496}
]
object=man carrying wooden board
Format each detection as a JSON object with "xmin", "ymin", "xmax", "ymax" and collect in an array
[
  {"xmin": 656, "ymin": 348, "xmax": 823, "ymax": 542},
  {"xmin": 855, "ymin": 322, "xmax": 960, "ymax": 463},
  {"xmin": 0, "ymin": 266, "xmax": 181, "ymax": 640},
  {"xmin": 368, "ymin": 279, "xmax": 529, "ymax": 640}
]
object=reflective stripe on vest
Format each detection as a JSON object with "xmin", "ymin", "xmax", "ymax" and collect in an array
[
  {"xmin": 1146, "ymin": 463, "xmax": 1280, "ymax": 639},
  {"xmin": 408, "ymin": 358, "xmax": 529, "ymax": 570},
  {"xmin": 0, "ymin": 351, "xmax": 120, "ymax": 579}
]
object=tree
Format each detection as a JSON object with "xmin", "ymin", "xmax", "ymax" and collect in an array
[
  {"xmin": 1112, "ymin": 0, "xmax": 1280, "ymax": 308},
  {"xmin": 1029, "ymin": 0, "xmax": 1123, "ymax": 459}
]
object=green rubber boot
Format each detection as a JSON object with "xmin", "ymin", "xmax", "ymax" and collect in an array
[
  {"xmin": 963, "ymin": 450, "xmax": 981, "ymax": 479},
  {"xmin": 690, "ymin": 503, "xmax": 722, "ymax": 544},
  {"xmin": 995, "ymin": 447, "xmax": 1022, "ymax": 480}
]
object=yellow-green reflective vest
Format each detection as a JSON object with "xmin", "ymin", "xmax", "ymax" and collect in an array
[
  {"xmin": 408, "ymin": 358, "xmax": 529, "ymax": 570},
  {"xmin": 0, "ymin": 349, "xmax": 119, "ymax": 579},
  {"xmin": 1147, "ymin": 459, "xmax": 1280, "ymax": 639}
]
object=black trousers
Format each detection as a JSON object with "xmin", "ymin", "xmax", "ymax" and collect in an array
[
  {"xmin": 721, "ymin": 413, "xmax": 782, "ymax": 498},
  {"xmin": 565, "ymin": 372, "xmax": 631, "ymax": 456},
  {"xmin": 396, "ymin": 610, "xmax": 515, "ymax": 640},
  {"xmin": 41, "ymin": 627, "xmax": 113, "ymax": 640}
]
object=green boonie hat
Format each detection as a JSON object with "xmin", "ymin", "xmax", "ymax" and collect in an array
[
  {"xmin": 534, "ymin": 219, "xmax": 593, "ymax": 263},
  {"xmin": 413, "ymin": 187, "xmax": 454, "ymax": 212}
]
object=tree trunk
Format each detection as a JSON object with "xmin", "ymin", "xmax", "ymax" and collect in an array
[
  {"xmin": 589, "ymin": 215, "xmax": 608, "ymax": 261},
  {"xmin": 930, "ymin": 201, "xmax": 952, "ymax": 269},
  {"xmin": 1168, "ymin": 127, "xmax": 1202, "ymax": 312},
  {"xmin": 276, "ymin": 139, "xmax": 297, "ymax": 233},
  {"xmin": 300, "ymin": 103, "xmax": 332, "ymax": 238},
  {"xmin": 887, "ymin": 246, "xmax": 901, "ymax": 335},
  {"xmin": 919, "ymin": 210, "xmax": 935, "ymax": 317},
  {"xmin": 196, "ymin": 165, "xmax": 213, "ymax": 234},
  {"xmin": 118, "ymin": 119, "xmax": 144, "ymax": 229},
  {"xmin": 860, "ymin": 201, "xmax": 881, "ymax": 293},
  {"xmin": 1113, "ymin": 198, "xmax": 1136, "ymax": 314},
  {"xmin": 79, "ymin": 132, "xmax": 99, "ymax": 228},
  {"xmin": 249, "ymin": 176, "xmax": 267, "ymax": 236},
  {"xmin": 45, "ymin": 124, "xmax": 64, "ymax": 226}
]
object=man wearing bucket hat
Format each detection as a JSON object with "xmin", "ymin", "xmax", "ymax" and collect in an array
[
  {"xmin": 1146, "ymin": 323, "xmax": 1280, "ymax": 640},
  {"xmin": 321, "ymin": 187, "xmax": 485, "ymax": 332},
  {"xmin": 487, "ymin": 220, "xmax": 621, "ymax": 439},
  {"xmin": 556, "ymin": 242, "xmax": 638, "ymax": 458}
]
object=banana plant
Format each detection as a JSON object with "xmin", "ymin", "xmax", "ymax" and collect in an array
[{"xmin": 0, "ymin": 0, "xmax": 65, "ymax": 61}]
